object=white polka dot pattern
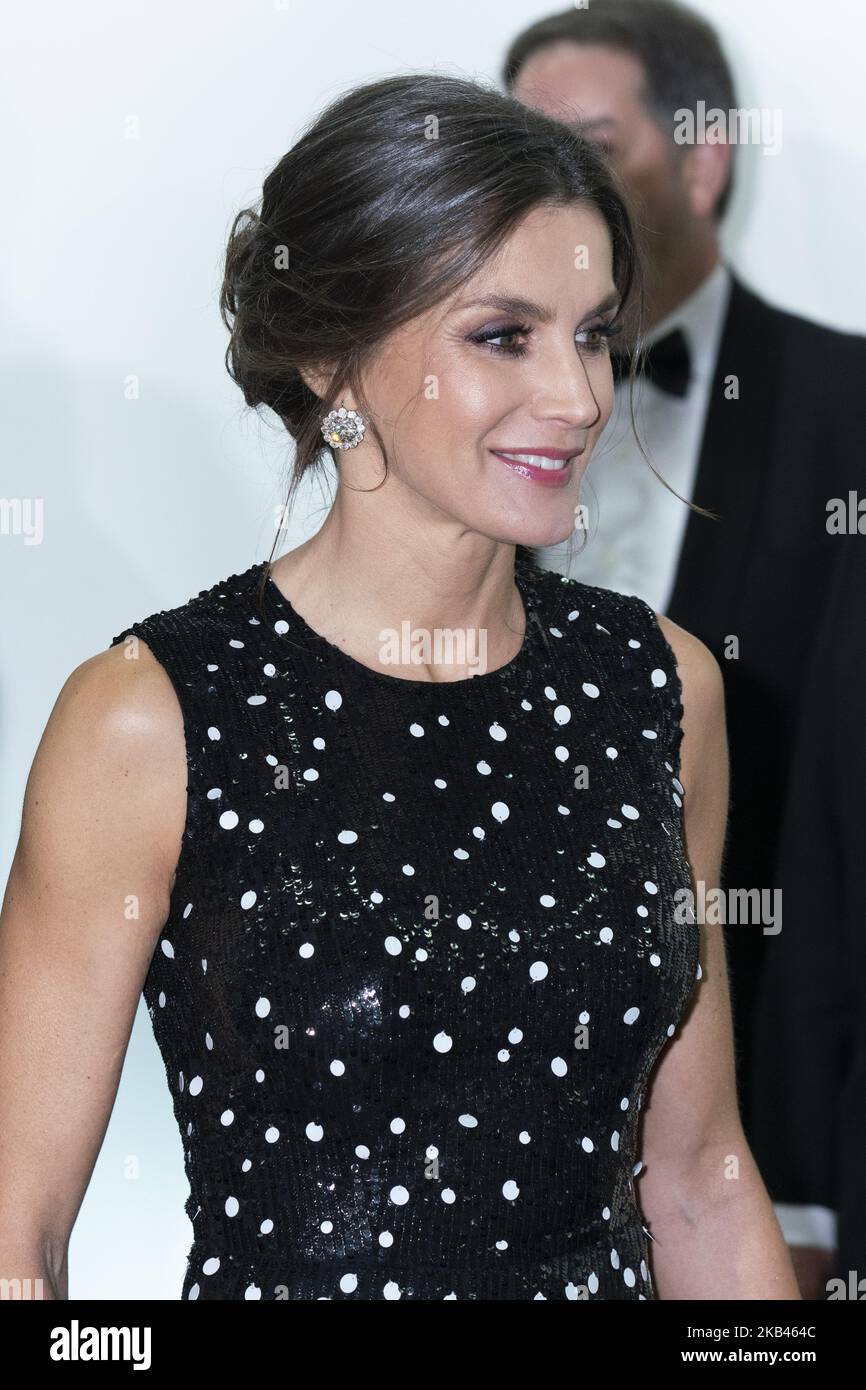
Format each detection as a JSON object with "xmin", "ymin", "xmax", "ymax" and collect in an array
[{"xmin": 110, "ymin": 556, "xmax": 699, "ymax": 1300}]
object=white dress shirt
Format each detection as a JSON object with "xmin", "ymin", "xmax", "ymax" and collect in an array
[{"xmin": 534, "ymin": 259, "xmax": 838, "ymax": 1258}]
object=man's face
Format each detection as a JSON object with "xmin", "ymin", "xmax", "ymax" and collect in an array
[{"xmin": 513, "ymin": 42, "xmax": 691, "ymax": 266}]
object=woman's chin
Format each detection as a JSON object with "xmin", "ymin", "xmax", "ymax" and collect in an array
[{"xmin": 511, "ymin": 516, "xmax": 582, "ymax": 552}]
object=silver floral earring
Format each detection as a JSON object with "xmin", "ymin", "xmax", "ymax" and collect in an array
[{"xmin": 320, "ymin": 403, "xmax": 366, "ymax": 450}]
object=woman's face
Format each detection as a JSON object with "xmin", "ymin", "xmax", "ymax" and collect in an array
[{"xmin": 350, "ymin": 201, "xmax": 620, "ymax": 550}]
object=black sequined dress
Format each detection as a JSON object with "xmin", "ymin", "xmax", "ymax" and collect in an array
[{"xmin": 110, "ymin": 554, "xmax": 699, "ymax": 1300}]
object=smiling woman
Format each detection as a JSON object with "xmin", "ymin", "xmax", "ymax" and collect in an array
[
  {"xmin": 217, "ymin": 74, "xmax": 646, "ymax": 594},
  {"xmin": 0, "ymin": 71, "xmax": 798, "ymax": 1303}
]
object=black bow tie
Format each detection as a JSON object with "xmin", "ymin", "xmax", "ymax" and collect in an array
[{"xmin": 611, "ymin": 326, "xmax": 692, "ymax": 397}]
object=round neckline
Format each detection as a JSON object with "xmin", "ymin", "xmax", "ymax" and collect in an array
[{"xmin": 260, "ymin": 559, "xmax": 539, "ymax": 690}]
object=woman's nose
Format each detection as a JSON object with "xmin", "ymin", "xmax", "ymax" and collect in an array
[{"xmin": 530, "ymin": 350, "xmax": 608, "ymax": 430}]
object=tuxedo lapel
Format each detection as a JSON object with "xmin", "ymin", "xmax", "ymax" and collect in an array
[{"xmin": 666, "ymin": 274, "xmax": 784, "ymax": 645}]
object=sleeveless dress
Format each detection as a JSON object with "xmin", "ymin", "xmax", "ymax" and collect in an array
[{"xmin": 110, "ymin": 553, "xmax": 700, "ymax": 1301}]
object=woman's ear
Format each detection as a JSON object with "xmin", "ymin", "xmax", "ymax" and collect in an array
[
  {"xmin": 299, "ymin": 366, "xmax": 364, "ymax": 425},
  {"xmin": 297, "ymin": 363, "xmax": 332, "ymax": 400}
]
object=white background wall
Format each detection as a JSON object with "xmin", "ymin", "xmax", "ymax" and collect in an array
[{"xmin": 2, "ymin": 0, "xmax": 864, "ymax": 1298}]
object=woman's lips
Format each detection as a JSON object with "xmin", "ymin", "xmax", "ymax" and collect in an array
[{"xmin": 491, "ymin": 449, "xmax": 582, "ymax": 488}]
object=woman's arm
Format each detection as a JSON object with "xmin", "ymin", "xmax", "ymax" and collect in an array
[
  {"xmin": 637, "ymin": 616, "xmax": 801, "ymax": 1300},
  {"xmin": 0, "ymin": 639, "xmax": 187, "ymax": 1298}
]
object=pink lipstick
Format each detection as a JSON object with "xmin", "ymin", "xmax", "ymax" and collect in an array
[{"xmin": 491, "ymin": 447, "xmax": 584, "ymax": 489}]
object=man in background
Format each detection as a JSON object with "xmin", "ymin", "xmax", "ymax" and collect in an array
[{"xmin": 503, "ymin": 0, "xmax": 866, "ymax": 1297}]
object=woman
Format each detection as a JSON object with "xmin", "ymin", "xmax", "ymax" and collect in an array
[{"xmin": 0, "ymin": 74, "xmax": 799, "ymax": 1300}]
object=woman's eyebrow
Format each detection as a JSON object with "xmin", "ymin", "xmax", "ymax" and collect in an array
[{"xmin": 453, "ymin": 289, "xmax": 621, "ymax": 323}]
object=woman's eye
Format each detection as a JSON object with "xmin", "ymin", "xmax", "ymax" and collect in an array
[
  {"xmin": 470, "ymin": 324, "xmax": 532, "ymax": 357},
  {"xmin": 469, "ymin": 319, "xmax": 622, "ymax": 358},
  {"xmin": 577, "ymin": 323, "xmax": 623, "ymax": 352},
  {"xmin": 495, "ymin": 331, "xmax": 527, "ymax": 352}
]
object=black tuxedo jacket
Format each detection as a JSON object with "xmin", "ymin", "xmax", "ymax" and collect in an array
[
  {"xmin": 663, "ymin": 271, "xmax": 866, "ymax": 1234},
  {"xmin": 749, "ymin": 532, "xmax": 866, "ymax": 1271}
]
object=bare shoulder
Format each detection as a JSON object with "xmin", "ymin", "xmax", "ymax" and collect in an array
[
  {"xmin": 52, "ymin": 637, "xmax": 179, "ymax": 734},
  {"xmin": 39, "ymin": 639, "xmax": 185, "ymax": 805},
  {"xmin": 654, "ymin": 613, "xmax": 725, "ymax": 719},
  {"xmin": 18, "ymin": 638, "xmax": 187, "ymax": 901}
]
